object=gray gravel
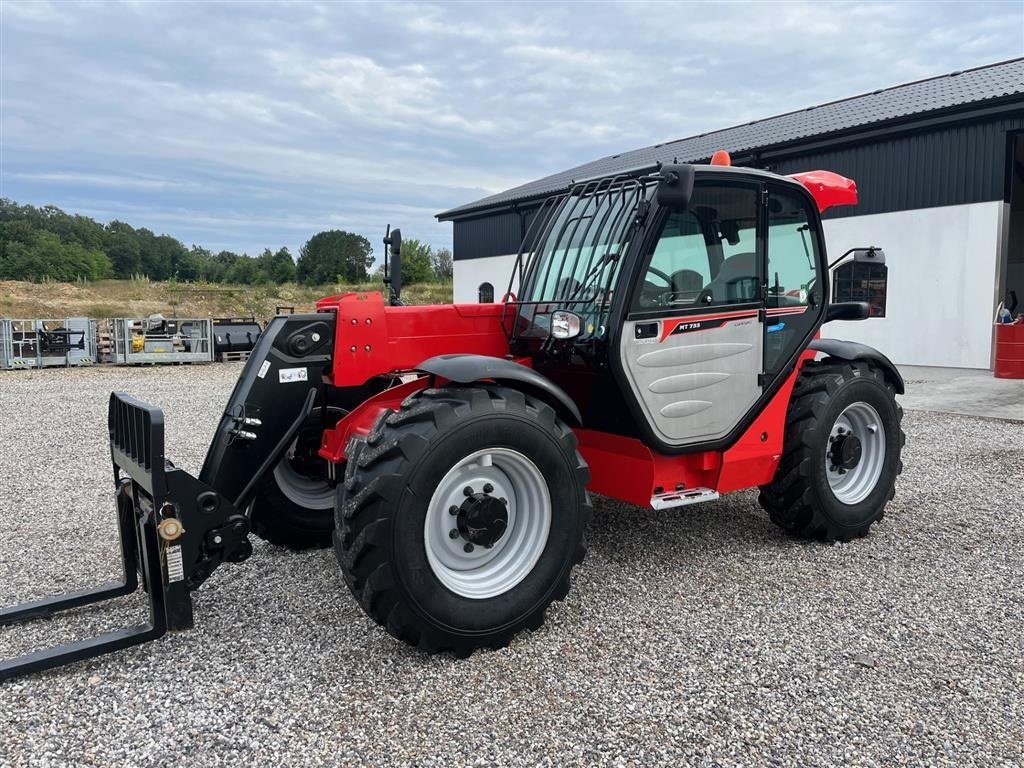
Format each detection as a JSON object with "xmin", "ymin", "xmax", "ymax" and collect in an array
[{"xmin": 1, "ymin": 366, "xmax": 1022, "ymax": 767}]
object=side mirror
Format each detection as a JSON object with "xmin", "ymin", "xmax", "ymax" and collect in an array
[
  {"xmin": 656, "ymin": 164, "xmax": 695, "ymax": 210},
  {"xmin": 825, "ymin": 302, "xmax": 870, "ymax": 323},
  {"xmin": 383, "ymin": 226, "xmax": 402, "ymax": 303}
]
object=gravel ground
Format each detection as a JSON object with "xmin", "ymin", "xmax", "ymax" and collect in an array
[{"xmin": 1, "ymin": 366, "xmax": 1022, "ymax": 767}]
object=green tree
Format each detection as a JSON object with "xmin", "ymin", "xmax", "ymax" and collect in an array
[
  {"xmin": 0, "ymin": 226, "xmax": 111, "ymax": 281},
  {"xmin": 296, "ymin": 230, "xmax": 373, "ymax": 285},
  {"xmin": 0, "ymin": 197, "xmax": 307, "ymax": 285},
  {"xmin": 399, "ymin": 238, "xmax": 435, "ymax": 284},
  {"xmin": 225, "ymin": 254, "xmax": 260, "ymax": 284},
  {"xmin": 105, "ymin": 220, "xmax": 142, "ymax": 277},
  {"xmin": 431, "ymin": 246, "xmax": 453, "ymax": 281},
  {"xmin": 181, "ymin": 245, "xmax": 215, "ymax": 282},
  {"xmin": 258, "ymin": 246, "xmax": 296, "ymax": 283}
]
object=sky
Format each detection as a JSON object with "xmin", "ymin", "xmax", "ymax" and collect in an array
[{"xmin": 2, "ymin": 1, "xmax": 1022, "ymax": 263}]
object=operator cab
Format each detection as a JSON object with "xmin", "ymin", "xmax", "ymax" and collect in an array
[{"xmin": 507, "ymin": 160, "xmax": 834, "ymax": 452}]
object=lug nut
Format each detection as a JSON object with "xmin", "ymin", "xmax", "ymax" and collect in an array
[
  {"xmin": 449, "ymin": 528, "xmax": 459, "ymax": 539},
  {"xmin": 448, "ymin": 505, "xmax": 459, "ymax": 516},
  {"xmin": 483, "ymin": 483, "xmax": 494, "ymax": 494},
  {"xmin": 463, "ymin": 542, "xmax": 474, "ymax": 553},
  {"xmin": 463, "ymin": 486, "xmax": 474, "ymax": 497}
]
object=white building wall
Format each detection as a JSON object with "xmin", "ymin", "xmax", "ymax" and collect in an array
[
  {"xmin": 453, "ymin": 201, "xmax": 1003, "ymax": 369},
  {"xmin": 821, "ymin": 201, "xmax": 1003, "ymax": 369},
  {"xmin": 453, "ymin": 253, "xmax": 518, "ymax": 304}
]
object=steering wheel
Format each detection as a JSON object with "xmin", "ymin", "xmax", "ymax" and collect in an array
[{"xmin": 645, "ymin": 266, "xmax": 672, "ymax": 286}]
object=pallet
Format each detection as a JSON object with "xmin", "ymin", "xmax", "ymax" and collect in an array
[
  {"xmin": 219, "ymin": 350, "xmax": 251, "ymax": 363},
  {"xmin": 96, "ymin": 328, "xmax": 113, "ymax": 363}
]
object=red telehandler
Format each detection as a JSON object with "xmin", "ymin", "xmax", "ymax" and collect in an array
[{"xmin": 1, "ymin": 157, "xmax": 903, "ymax": 679}]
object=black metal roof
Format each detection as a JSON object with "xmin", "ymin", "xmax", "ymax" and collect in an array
[{"xmin": 438, "ymin": 58, "xmax": 1024, "ymax": 221}]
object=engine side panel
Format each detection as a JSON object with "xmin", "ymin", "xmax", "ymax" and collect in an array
[{"xmin": 316, "ymin": 292, "xmax": 510, "ymax": 386}]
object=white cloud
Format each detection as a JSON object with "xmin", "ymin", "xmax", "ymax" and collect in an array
[
  {"xmin": 1, "ymin": 0, "xmax": 1021, "ymax": 261},
  {"xmin": 9, "ymin": 172, "xmax": 208, "ymax": 191}
]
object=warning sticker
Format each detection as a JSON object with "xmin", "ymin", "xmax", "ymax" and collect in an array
[
  {"xmin": 279, "ymin": 367, "xmax": 308, "ymax": 384},
  {"xmin": 257, "ymin": 360, "xmax": 271, "ymax": 379},
  {"xmin": 166, "ymin": 545, "xmax": 185, "ymax": 583}
]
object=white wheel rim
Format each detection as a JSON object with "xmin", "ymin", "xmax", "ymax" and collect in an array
[
  {"xmin": 273, "ymin": 459, "xmax": 334, "ymax": 510},
  {"xmin": 271, "ymin": 408, "xmax": 343, "ymax": 511},
  {"xmin": 825, "ymin": 401, "xmax": 886, "ymax": 505},
  {"xmin": 424, "ymin": 448, "xmax": 551, "ymax": 600}
]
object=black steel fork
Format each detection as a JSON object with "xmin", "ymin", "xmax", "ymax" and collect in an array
[
  {"xmin": 0, "ymin": 481, "xmax": 170, "ymax": 680},
  {"xmin": 0, "ymin": 394, "xmax": 199, "ymax": 681}
]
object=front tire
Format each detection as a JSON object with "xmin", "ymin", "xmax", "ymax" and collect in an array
[
  {"xmin": 335, "ymin": 386, "xmax": 591, "ymax": 655},
  {"xmin": 759, "ymin": 359, "xmax": 904, "ymax": 541},
  {"xmin": 249, "ymin": 406, "xmax": 345, "ymax": 550}
]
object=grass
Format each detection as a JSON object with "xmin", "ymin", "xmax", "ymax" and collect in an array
[{"xmin": 0, "ymin": 279, "xmax": 453, "ymax": 321}]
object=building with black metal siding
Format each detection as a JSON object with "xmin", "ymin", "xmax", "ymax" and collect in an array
[{"xmin": 437, "ymin": 58, "xmax": 1024, "ymax": 369}]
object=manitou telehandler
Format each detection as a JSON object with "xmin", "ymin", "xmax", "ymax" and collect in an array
[{"xmin": 1, "ymin": 155, "xmax": 904, "ymax": 679}]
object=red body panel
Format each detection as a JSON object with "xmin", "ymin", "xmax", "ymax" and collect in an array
[
  {"xmin": 788, "ymin": 170, "xmax": 858, "ymax": 212},
  {"xmin": 715, "ymin": 352, "xmax": 810, "ymax": 493},
  {"xmin": 319, "ymin": 377, "xmax": 428, "ymax": 463},
  {"xmin": 314, "ymin": 292, "xmax": 812, "ymax": 506},
  {"xmin": 315, "ymin": 292, "xmax": 508, "ymax": 386},
  {"xmin": 578, "ymin": 354, "xmax": 811, "ymax": 503},
  {"xmin": 575, "ymin": 430, "xmax": 721, "ymax": 507}
]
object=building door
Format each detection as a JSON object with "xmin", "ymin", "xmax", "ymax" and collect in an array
[{"xmin": 1004, "ymin": 133, "xmax": 1024, "ymax": 315}]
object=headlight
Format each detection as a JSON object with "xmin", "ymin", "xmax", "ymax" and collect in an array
[{"xmin": 550, "ymin": 310, "xmax": 582, "ymax": 340}]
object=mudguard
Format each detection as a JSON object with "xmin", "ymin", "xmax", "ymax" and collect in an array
[
  {"xmin": 417, "ymin": 353, "xmax": 582, "ymax": 425},
  {"xmin": 809, "ymin": 339, "xmax": 905, "ymax": 394}
]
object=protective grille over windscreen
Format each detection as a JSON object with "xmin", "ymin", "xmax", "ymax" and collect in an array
[{"xmin": 506, "ymin": 175, "xmax": 655, "ymax": 342}]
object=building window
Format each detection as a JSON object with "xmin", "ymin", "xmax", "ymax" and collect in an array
[
  {"xmin": 478, "ymin": 282, "xmax": 495, "ymax": 303},
  {"xmin": 832, "ymin": 260, "xmax": 887, "ymax": 317}
]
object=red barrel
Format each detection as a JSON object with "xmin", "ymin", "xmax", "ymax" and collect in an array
[{"xmin": 994, "ymin": 322, "xmax": 1024, "ymax": 379}]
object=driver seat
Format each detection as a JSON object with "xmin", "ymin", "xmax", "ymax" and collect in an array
[
  {"xmin": 671, "ymin": 269, "xmax": 704, "ymax": 297},
  {"xmin": 706, "ymin": 253, "xmax": 758, "ymax": 303}
]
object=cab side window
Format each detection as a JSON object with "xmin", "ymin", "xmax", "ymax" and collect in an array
[
  {"xmin": 766, "ymin": 188, "xmax": 820, "ymax": 307},
  {"xmin": 635, "ymin": 210, "xmax": 709, "ymax": 309},
  {"xmin": 634, "ymin": 185, "xmax": 759, "ymax": 311}
]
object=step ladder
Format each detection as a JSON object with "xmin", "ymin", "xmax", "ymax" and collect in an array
[{"xmin": 650, "ymin": 487, "xmax": 720, "ymax": 510}]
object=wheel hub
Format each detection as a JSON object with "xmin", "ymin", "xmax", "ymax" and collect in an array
[
  {"xmin": 824, "ymin": 402, "xmax": 886, "ymax": 505},
  {"xmin": 828, "ymin": 431, "xmax": 862, "ymax": 472},
  {"xmin": 424, "ymin": 448, "xmax": 552, "ymax": 600},
  {"xmin": 456, "ymin": 493, "xmax": 508, "ymax": 548}
]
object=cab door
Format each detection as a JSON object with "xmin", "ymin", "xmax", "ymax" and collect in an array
[{"xmin": 617, "ymin": 181, "xmax": 764, "ymax": 448}]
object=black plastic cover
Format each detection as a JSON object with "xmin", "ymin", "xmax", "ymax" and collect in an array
[{"xmin": 417, "ymin": 353, "xmax": 583, "ymax": 425}]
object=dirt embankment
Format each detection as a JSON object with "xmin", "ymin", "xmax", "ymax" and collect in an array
[{"xmin": 0, "ymin": 279, "xmax": 452, "ymax": 321}]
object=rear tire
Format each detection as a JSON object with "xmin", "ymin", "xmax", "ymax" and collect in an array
[
  {"xmin": 758, "ymin": 359, "xmax": 904, "ymax": 541},
  {"xmin": 335, "ymin": 386, "xmax": 591, "ymax": 656}
]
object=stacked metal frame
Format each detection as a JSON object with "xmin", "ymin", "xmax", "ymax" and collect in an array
[
  {"xmin": 0, "ymin": 318, "xmax": 98, "ymax": 369},
  {"xmin": 107, "ymin": 317, "xmax": 213, "ymax": 365}
]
